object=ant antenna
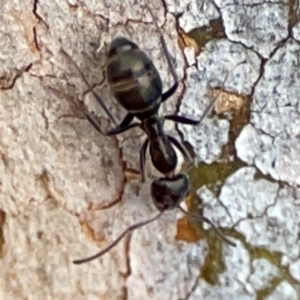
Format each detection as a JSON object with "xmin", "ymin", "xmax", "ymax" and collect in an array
[
  {"xmin": 177, "ymin": 206, "xmax": 236, "ymax": 247},
  {"xmin": 73, "ymin": 211, "xmax": 165, "ymax": 264}
]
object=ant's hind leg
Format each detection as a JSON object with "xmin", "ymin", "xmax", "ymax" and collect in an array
[
  {"xmin": 59, "ymin": 48, "xmax": 117, "ymax": 126},
  {"xmin": 160, "ymin": 29, "xmax": 179, "ymax": 102},
  {"xmin": 85, "ymin": 113, "xmax": 138, "ymax": 136},
  {"xmin": 164, "ymin": 60, "xmax": 248, "ymax": 126},
  {"xmin": 146, "ymin": 5, "xmax": 179, "ymax": 102},
  {"xmin": 91, "ymin": 91, "xmax": 117, "ymax": 125},
  {"xmin": 164, "ymin": 95, "xmax": 219, "ymax": 127}
]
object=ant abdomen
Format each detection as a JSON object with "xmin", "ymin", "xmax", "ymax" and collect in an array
[{"xmin": 107, "ymin": 37, "xmax": 163, "ymax": 116}]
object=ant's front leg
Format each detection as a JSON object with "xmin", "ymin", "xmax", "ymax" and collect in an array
[{"xmin": 85, "ymin": 112, "xmax": 139, "ymax": 136}]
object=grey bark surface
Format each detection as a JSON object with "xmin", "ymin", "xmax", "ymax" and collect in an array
[{"xmin": 0, "ymin": 0, "xmax": 300, "ymax": 299}]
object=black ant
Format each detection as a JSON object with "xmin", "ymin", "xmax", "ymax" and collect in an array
[{"xmin": 61, "ymin": 4, "xmax": 237, "ymax": 264}]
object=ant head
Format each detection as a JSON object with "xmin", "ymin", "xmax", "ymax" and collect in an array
[
  {"xmin": 108, "ymin": 37, "xmax": 138, "ymax": 57},
  {"xmin": 151, "ymin": 173, "xmax": 190, "ymax": 211}
]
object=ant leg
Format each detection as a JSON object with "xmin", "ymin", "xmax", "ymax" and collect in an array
[
  {"xmin": 164, "ymin": 94, "xmax": 219, "ymax": 126},
  {"xmin": 160, "ymin": 34, "xmax": 178, "ymax": 102},
  {"xmin": 165, "ymin": 115, "xmax": 199, "ymax": 125},
  {"xmin": 140, "ymin": 139, "xmax": 149, "ymax": 182},
  {"xmin": 161, "ymin": 82, "xmax": 178, "ymax": 102},
  {"xmin": 115, "ymin": 113, "xmax": 134, "ymax": 129},
  {"xmin": 167, "ymin": 135, "xmax": 193, "ymax": 163},
  {"xmin": 59, "ymin": 48, "xmax": 117, "ymax": 125},
  {"xmin": 146, "ymin": 5, "xmax": 178, "ymax": 102},
  {"xmin": 91, "ymin": 92, "xmax": 117, "ymax": 125},
  {"xmin": 164, "ymin": 60, "xmax": 248, "ymax": 125},
  {"xmin": 85, "ymin": 113, "xmax": 139, "ymax": 136}
]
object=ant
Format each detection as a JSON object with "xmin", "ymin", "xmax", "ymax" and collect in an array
[{"xmin": 61, "ymin": 5, "xmax": 237, "ymax": 264}]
